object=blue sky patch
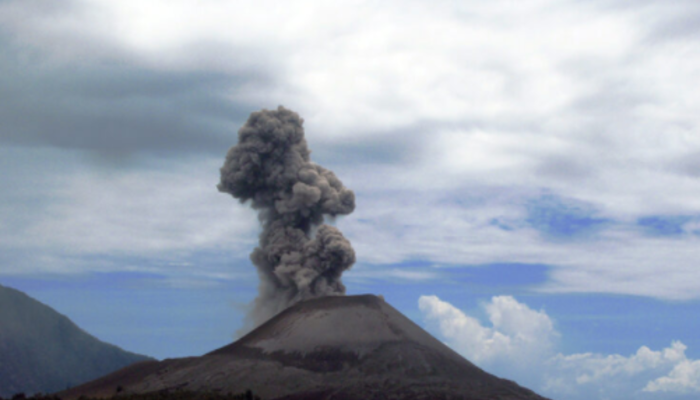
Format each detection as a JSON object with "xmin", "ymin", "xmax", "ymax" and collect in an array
[
  {"xmin": 637, "ymin": 215, "xmax": 693, "ymax": 236},
  {"xmin": 448, "ymin": 263, "xmax": 550, "ymax": 289},
  {"xmin": 489, "ymin": 218, "xmax": 516, "ymax": 231},
  {"xmin": 525, "ymin": 195, "xmax": 611, "ymax": 239},
  {"xmin": 1, "ymin": 271, "xmax": 254, "ymax": 360}
]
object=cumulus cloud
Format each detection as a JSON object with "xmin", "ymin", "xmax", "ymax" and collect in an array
[
  {"xmin": 419, "ymin": 295, "xmax": 556, "ymax": 366},
  {"xmin": 646, "ymin": 359, "xmax": 700, "ymax": 393},
  {"xmin": 544, "ymin": 342, "xmax": 692, "ymax": 399},
  {"xmin": 419, "ymin": 295, "xmax": 700, "ymax": 400}
]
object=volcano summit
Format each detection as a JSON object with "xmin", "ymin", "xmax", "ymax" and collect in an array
[{"xmin": 61, "ymin": 295, "xmax": 549, "ymax": 400}]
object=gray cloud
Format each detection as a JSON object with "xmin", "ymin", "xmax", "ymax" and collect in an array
[
  {"xmin": 311, "ymin": 126, "xmax": 430, "ymax": 167},
  {"xmin": 673, "ymin": 151, "xmax": 700, "ymax": 178},
  {"xmin": 0, "ymin": 34, "xmax": 266, "ymax": 159},
  {"xmin": 617, "ymin": 0, "xmax": 700, "ymax": 42},
  {"xmin": 536, "ymin": 154, "xmax": 595, "ymax": 182}
]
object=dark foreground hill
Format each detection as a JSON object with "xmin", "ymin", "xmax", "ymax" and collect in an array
[
  {"xmin": 0, "ymin": 284, "xmax": 152, "ymax": 397},
  {"xmin": 61, "ymin": 294, "xmax": 549, "ymax": 400}
]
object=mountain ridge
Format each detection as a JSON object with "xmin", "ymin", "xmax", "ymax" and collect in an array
[{"xmin": 0, "ymin": 284, "xmax": 153, "ymax": 397}]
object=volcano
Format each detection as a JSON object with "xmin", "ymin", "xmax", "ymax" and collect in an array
[{"xmin": 60, "ymin": 295, "xmax": 549, "ymax": 400}]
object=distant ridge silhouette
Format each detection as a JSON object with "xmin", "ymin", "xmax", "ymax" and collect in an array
[{"xmin": 0, "ymin": 284, "xmax": 152, "ymax": 397}]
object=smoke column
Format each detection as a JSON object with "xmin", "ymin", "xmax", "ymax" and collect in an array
[{"xmin": 218, "ymin": 106, "xmax": 356, "ymax": 328}]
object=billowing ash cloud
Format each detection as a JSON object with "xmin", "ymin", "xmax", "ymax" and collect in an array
[{"xmin": 218, "ymin": 106, "xmax": 356, "ymax": 328}]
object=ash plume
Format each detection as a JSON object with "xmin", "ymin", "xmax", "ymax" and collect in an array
[{"xmin": 218, "ymin": 106, "xmax": 356, "ymax": 329}]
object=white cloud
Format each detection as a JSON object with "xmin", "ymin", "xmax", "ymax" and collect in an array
[
  {"xmin": 341, "ymin": 190, "xmax": 700, "ymax": 300},
  {"xmin": 0, "ymin": 152, "xmax": 259, "ymax": 275},
  {"xmin": 646, "ymin": 359, "xmax": 700, "ymax": 393},
  {"xmin": 419, "ymin": 295, "xmax": 700, "ymax": 400},
  {"xmin": 2, "ymin": 0, "xmax": 700, "ymax": 300},
  {"xmin": 347, "ymin": 267, "xmax": 439, "ymax": 283},
  {"xmin": 545, "ymin": 342, "xmax": 689, "ymax": 396},
  {"xmin": 418, "ymin": 294, "xmax": 556, "ymax": 370}
]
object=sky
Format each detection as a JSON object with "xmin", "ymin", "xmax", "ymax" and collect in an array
[{"xmin": 1, "ymin": 0, "xmax": 700, "ymax": 399}]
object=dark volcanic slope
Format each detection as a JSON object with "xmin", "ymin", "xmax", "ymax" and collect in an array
[
  {"xmin": 61, "ymin": 295, "xmax": 549, "ymax": 400},
  {"xmin": 0, "ymin": 284, "xmax": 152, "ymax": 397}
]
